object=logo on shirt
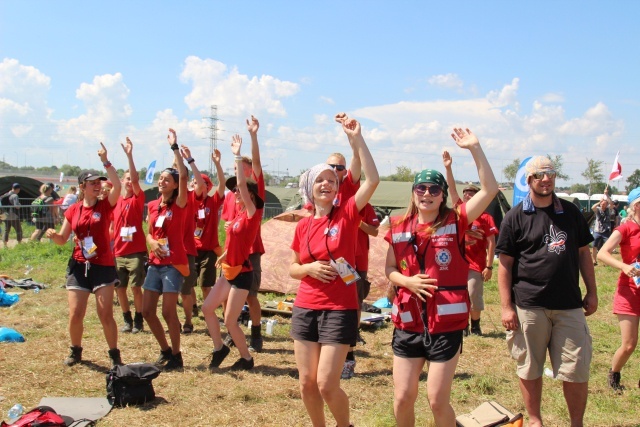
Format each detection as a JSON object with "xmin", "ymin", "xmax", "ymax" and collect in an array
[
  {"xmin": 400, "ymin": 258, "xmax": 408, "ymax": 271},
  {"xmin": 92, "ymin": 212, "xmax": 101, "ymax": 221},
  {"xmin": 165, "ymin": 210, "xmax": 173, "ymax": 219},
  {"xmin": 205, "ymin": 207, "xmax": 210, "ymax": 214},
  {"xmin": 435, "ymin": 248, "xmax": 452, "ymax": 269},
  {"xmin": 543, "ymin": 225, "xmax": 567, "ymax": 255},
  {"xmin": 327, "ymin": 225, "xmax": 339, "ymax": 241}
]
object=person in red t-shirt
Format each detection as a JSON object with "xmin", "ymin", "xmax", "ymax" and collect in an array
[
  {"xmin": 203, "ymin": 134, "xmax": 263, "ymax": 371},
  {"xmin": 46, "ymin": 143, "xmax": 123, "ymax": 369},
  {"xmin": 384, "ymin": 129, "xmax": 498, "ymax": 427},
  {"xmin": 113, "ymin": 137, "xmax": 146, "ymax": 335},
  {"xmin": 289, "ymin": 113, "xmax": 379, "ymax": 427},
  {"xmin": 443, "ymin": 151, "xmax": 498, "ymax": 336},
  {"xmin": 141, "ymin": 129, "xmax": 189, "ymax": 371}
]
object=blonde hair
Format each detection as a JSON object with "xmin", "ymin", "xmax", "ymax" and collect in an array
[
  {"xmin": 39, "ymin": 183, "xmax": 51, "ymax": 194},
  {"xmin": 67, "ymin": 186, "xmax": 77, "ymax": 194},
  {"xmin": 327, "ymin": 153, "xmax": 346, "ymax": 163}
]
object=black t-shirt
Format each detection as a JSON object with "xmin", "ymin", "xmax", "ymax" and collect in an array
[{"xmin": 496, "ymin": 198, "xmax": 594, "ymax": 309}]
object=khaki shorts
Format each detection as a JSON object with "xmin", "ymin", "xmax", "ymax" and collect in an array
[
  {"xmin": 180, "ymin": 254, "xmax": 198, "ymax": 295},
  {"xmin": 248, "ymin": 253, "xmax": 262, "ymax": 297},
  {"xmin": 115, "ymin": 252, "xmax": 146, "ymax": 288},
  {"xmin": 467, "ymin": 269, "xmax": 484, "ymax": 311},
  {"xmin": 506, "ymin": 306, "xmax": 592, "ymax": 382},
  {"xmin": 196, "ymin": 250, "xmax": 218, "ymax": 288}
]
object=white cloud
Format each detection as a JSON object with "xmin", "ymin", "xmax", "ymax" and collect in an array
[
  {"xmin": 180, "ymin": 56, "xmax": 300, "ymax": 118},
  {"xmin": 320, "ymin": 96, "xmax": 335, "ymax": 105},
  {"xmin": 540, "ymin": 92, "xmax": 565, "ymax": 103},
  {"xmin": 428, "ymin": 73, "xmax": 463, "ymax": 91}
]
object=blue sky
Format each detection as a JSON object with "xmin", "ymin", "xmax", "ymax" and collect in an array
[{"xmin": 1, "ymin": 1, "xmax": 639, "ymax": 188}]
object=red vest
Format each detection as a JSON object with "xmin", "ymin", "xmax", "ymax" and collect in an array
[{"xmin": 389, "ymin": 210, "xmax": 470, "ymax": 334}]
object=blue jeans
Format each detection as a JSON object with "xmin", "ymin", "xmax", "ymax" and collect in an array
[{"xmin": 143, "ymin": 265, "xmax": 184, "ymax": 294}]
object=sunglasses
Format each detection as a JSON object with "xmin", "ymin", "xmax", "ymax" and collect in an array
[
  {"xmin": 328, "ymin": 164, "xmax": 346, "ymax": 172},
  {"xmin": 232, "ymin": 187, "xmax": 240, "ymax": 194},
  {"xmin": 531, "ymin": 170, "xmax": 557, "ymax": 180},
  {"xmin": 413, "ymin": 184, "xmax": 443, "ymax": 197}
]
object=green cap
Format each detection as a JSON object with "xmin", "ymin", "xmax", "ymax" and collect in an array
[{"xmin": 413, "ymin": 169, "xmax": 448, "ymax": 197}]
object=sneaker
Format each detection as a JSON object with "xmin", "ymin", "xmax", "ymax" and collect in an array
[
  {"xmin": 120, "ymin": 311, "xmax": 133, "ymax": 333},
  {"xmin": 182, "ymin": 323, "xmax": 194, "ymax": 334},
  {"xmin": 248, "ymin": 337, "xmax": 263, "ymax": 353},
  {"xmin": 155, "ymin": 347, "xmax": 173, "ymax": 367},
  {"xmin": 132, "ymin": 313, "xmax": 144, "ymax": 334},
  {"xmin": 341, "ymin": 360, "xmax": 356, "ymax": 380},
  {"xmin": 608, "ymin": 369, "xmax": 624, "ymax": 392},
  {"xmin": 108, "ymin": 348, "xmax": 123, "ymax": 367},
  {"xmin": 209, "ymin": 345, "xmax": 230, "ymax": 369},
  {"xmin": 163, "ymin": 351, "xmax": 184, "ymax": 371},
  {"xmin": 63, "ymin": 346, "xmax": 83, "ymax": 366},
  {"xmin": 470, "ymin": 320, "xmax": 482, "ymax": 336},
  {"xmin": 230, "ymin": 357, "xmax": 254, "ymax": 371},
  {"xmin": 223, "ymin": 334, "xmax": 235, "ymax": 348}
]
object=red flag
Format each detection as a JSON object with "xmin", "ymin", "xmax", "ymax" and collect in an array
[{"xmin": 609, "ymin": 151, "xmax": 622, "ymax": 181}]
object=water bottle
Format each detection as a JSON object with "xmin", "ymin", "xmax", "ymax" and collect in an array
[
  {"xmin": 633, "ymin": 262, "xmax": 640, "ymax": 288},
  {"xmin": 7, "ymin": 403, "xmax": 24, "ymax": 422},
  {"xmin": 266, "ymin": 319, "xmax": 277, "ymax": 336},
  {"xmin": 33, "ymin": 287, "xmax": 40, "ymax": 294}
]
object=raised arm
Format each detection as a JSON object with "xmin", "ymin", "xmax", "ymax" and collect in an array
[
  {"xmin": 168, "ymin": 129, "xmax": 188, "ymax": 208},
  {"xmin": 181, "ymin": 144, "xmax": 205, "ymax": 197},
  {"xmin": 121, "ymin": 137, "xmax": 141, "ymax": 195},
  {"xmin": 231, "ymin": 134, "xmax": 256, "ymax": 218},
  {"xmin": 212, "ymin": 149, "xmax": 226, "ymax": 198},
  {"xmin": 98, "ymin": 142, "xmax": 121, "ymax": 207},
  {"xmin": 336, "ymin": 113, "xmax": 379, "ymax": 211},
  {"xmin": 247, "ymin": 115, "xmax": 263, "ymax": 179},
  {"xmin": 442, "ymin": 150, "xmax": 460, "ymax": 205},
  {"xmin": 450, "ymin": 128, "xmax": 498, "ymax": 223},
  {"xmin": 335, "ymin": 113, "xmax": 361, "ymax": 183}
]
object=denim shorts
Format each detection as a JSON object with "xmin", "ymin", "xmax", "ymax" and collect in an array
[{"xmin": 143, "ymin": 265, "xmax": 184, "ymax": 294}]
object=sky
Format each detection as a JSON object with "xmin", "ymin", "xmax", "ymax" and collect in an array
[{"xmin": 1, "ymin": 1, "xmax": 639, "ymax": 189}]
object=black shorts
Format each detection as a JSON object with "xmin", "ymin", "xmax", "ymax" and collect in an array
[
  {"xmin": 180, "ymin": 254, "xmax": 198, "ymax": 295},
  {"xmin": 66, "ymin": 260, "xmax": 119, "ymax": 293},
  {"xmin": 248, "ymin": 253, "xmax": 262, "ymax": 297},
  {"xmin": 229, "ymin": 271, "xmax": 254, "ymax": 291},
  {"xmin": 290, "ymin": 306, "xmax": 358, "ymax": 346},
  {"xmin": 356, "ymin": 271, "xmax": 370, "ymax": 306},
  {"xmin": 392, "ymin": 328, "xmax": 462, "ymax": 362}
]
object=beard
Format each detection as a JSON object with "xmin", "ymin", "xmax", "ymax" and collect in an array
[{"xmin": 530, "ymin": 186, "xmax": 553, "ymax": 198}]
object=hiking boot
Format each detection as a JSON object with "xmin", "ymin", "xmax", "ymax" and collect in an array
[
  {"xmin": 155, "ymin": 347, "xmax": 173, "ymax": 367},
  {"xmin": 249, "ymin": 337, "xmax": 263, "ymax": 353},
  {"xmin": 608, "ymin": 369, "xmax": 624, "ymax": 392},
  {"xmin": 230, "ymin": 356, "xmax": 254, "ymax": 371},
  {"xmin": 357, "ymin": 331, "xmax": 367, "ymax": 345},
  {"xmin": 64, "ymin": 346, "xmax": 83, "ymax": 366},
  {"xmin": 120, "ymin": 311, "xmax": 133, "ymax": 333},
  {"xmin": 470, "ymin": 319, "xmax": 482, "ymax": 336},
  {"xmin": 108, "ymin": 348, "xmax": 123, "ymax": 367},
  {"xmin": 209, "ymin": 345, "xmax": 230, "ymax": 369},
  {"xmin": 132, "ymin": 312, "xmax": 144, "ymax": 334},
  {"xmin": 163, "ymin": 352, "xmax": 184, "ymax": 371},
  {"xmin": 341, "ymin": 360, "xmax": 356, "ymax": 380},
  {"xmin": 223, "ymin": 334, "xmax": 235, "ymax": 348},
  {"xmin": 463, "ymin": 326, "xmax": 470, "ymax": 337}
]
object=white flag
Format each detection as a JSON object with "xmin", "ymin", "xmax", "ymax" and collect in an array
[
  {"xmin": 609, "ymin": 151, "xmax": 623, "ymax": 181},
  {"xmin": 59, "ymin": 172, "xmax": 64, "ymax": 182}
]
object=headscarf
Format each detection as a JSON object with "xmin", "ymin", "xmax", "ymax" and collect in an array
[{"xmin": 299, "ymin": 163, "xmax": 339, "ymax": 206}]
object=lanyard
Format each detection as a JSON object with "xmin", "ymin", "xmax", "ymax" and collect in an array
[
  {"xmin": 305, "ymin": 207, "xmax": 337, "ymax": 263},
  {"xmin": 77, "ymin": 203, "xmax": 93, "ymax": 239}
]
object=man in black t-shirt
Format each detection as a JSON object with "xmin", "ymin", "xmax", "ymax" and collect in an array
[{"xmin": 496, "ymin": 156, "xmax": 597, "ymax": 427}]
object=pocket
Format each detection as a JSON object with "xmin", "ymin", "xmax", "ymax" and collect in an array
[
  {"xmin": 427, "ymin": 286, "xmax": 469, "ymax": 333},
  {"xmin": 221, "ymin": 263, "xmax": 242, "ymax": 281},
  {"xmin": 391, "ymin": 291, "xmax": 421, "ymax": 329},
  {"xmin": 506, "ymin": 329, "xmax": 527, "ymax": 364}
]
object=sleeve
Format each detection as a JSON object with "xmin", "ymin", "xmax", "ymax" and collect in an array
[
  {"xmin": 213, "ymin": 191, "xmax": 225, "ymax": 210},
  {"xmin": 364, "ymin": 204, "xmax": 379, "ymax": 226},
  {"xmin": 291, "ymin": 220, "xmax": 305, "ymax": 253},
  {"xmin": 485, "ymin": 214, "xmax": 498, "ymax": 236},
  {"xmin": 495, "ymin": 213, "xmax": 515, "ymax": 256},
  {"xmin": 384, "ymin": 228, "xmax": 393, "ymax": 245}
]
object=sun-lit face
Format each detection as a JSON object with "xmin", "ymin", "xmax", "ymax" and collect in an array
[
  {"xmin": 463, "ymin": 190, "xmax": 477, "ymax": 202},
  {"xmin": 313, "ymin": 170, "xmax": 338, "ymax": 203},
  {"xmin": 82, "ymin": 179, "xmax": 102, "ymax": 199},
  {"xmin": 412, "ymin": 183, "xmax": 443, "ymax": 213},
  {"xmin": 158, "ymin": 172, "xmax": 178, "ymax": 195},
  {"xmin": 528, "ymin": 171, "xmax": 555, "ymax": 198},
  {"xmin": 326, "ymin": 155, "xmax": 347, "ymax": 182},
  {"xmin": 99, "ymin": 182, "xmax": 112, "ymax": 200}
]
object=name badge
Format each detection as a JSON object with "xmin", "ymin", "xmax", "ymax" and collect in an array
[
  {"xmin": 81, "ymin": 236, "xmax": 98, "ymax": 259},
  {"xmin": 330, "ymin": 257, "xmax": 360, "ymax": 286},
  {"xmin": 198, "ymin": 209, "xmax": 205, "ymax": 219},
  {"xmin": 155, "ymin": 215, "xmax": 165, "ymax": 227}
]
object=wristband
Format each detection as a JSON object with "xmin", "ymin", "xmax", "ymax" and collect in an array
[
  {"xmin": 103, "ymin": 161, "xmax": 112, "ymax": 169},
  {"xmin": 170, "ymin": 143, "xmax": 179, "ymax": 151},
  {"xmin": 234, "ymin": 155, "xmax": 243, "ymax": 162},
  {"xmin": 187, "ymin": 157, "xmax": 195, "ymax": 164},
  {"xmin": 485, "ymin": 266, "xmax": 493, "ymax": 270}
]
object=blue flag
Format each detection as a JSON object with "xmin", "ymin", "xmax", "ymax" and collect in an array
[
  {"xmin": 145, "ymin": 160, "xmax": 157, "ymax": 185},
  {"xmin": 513, "ymin": 157, "xmax": 532, "ymax": 206}
]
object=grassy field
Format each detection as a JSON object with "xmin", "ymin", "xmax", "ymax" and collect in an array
[{"xmin": 1, "ymin": 241, "xmax": 639, "ymax": 427}]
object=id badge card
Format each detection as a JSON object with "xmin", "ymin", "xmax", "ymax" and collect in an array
[
  {"xmin": 198, "ymin": 209, "xmax": 206, "ymax": 219},
  {"xmin": 330, "ymin": 257, "xmax": 360, "ymax": 286},
  {"xmin": 81, "ymin": 236, "xmax": 98, "ymax": 259},
  {"xmin": 194, "ymin": 227, "xmax": 203, "ymax": 238},
  {"xmin": 157, "ymin": 238, "xmax": 169, "ymax": 253},
  {"xmin": 120, "ymin": 226, "xmax": 135, "ymax": 242},
  {"xmin": 155, "ymin": 215, "xmax": 166, "ymax": 228}
]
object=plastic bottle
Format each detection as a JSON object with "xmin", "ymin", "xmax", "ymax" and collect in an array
[
  {"xmin": 266, "ymin": 319, "xmax": 277, "ymax": 335},
  {"xmin": 633, "ymin": 262, "xmax": 640, "ymax": 288},
  {"xmin": 33, "ymin": 287, "xmax": 40, "ymax": 294},
  {"xmin": 7, "ymin": 403, "xmax": 24, "ymax": 422}
]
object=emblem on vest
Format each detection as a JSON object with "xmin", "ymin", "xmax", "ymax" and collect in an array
[
  {"xmin": 400, "ymin": 258, "xmax": 408, "ymax": 271},
  {"xmin": 435, "ymin": 248, "xmax": 452, "ymax": 269},
  {"xmin": 92, "ymin": 212, "xmax": 101, "ymax": 221},
  {"xmin": 543, "ymin": 224, "xmax": 567, "ymax": 255}
]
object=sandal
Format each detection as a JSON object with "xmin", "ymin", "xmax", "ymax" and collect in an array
[
  {"xmin": 182, "ymin": 323, "xmax": 194, "ymax": 334},
  {"xmin": 593, "ymin": 261, "xmax": 598, "ymax": 266}
]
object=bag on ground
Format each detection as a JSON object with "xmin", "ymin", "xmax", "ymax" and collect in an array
[
  {"xmin": 106, "ymin": 363, "xmax": 161, "ymax": 407},
  {"xmin": 456, "ymin": 401, "xmax": 523, "ymax": 427},
  {"xmin": 1, "ymin": 405, "xmax": 68, "ymax": 427}
]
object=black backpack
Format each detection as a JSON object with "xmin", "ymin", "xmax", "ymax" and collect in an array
[
  {"xmin": 106, "ymin": 363, "xmax": 161, "ymax": 407},
  {"xmin": 0, "ymin": 192, "xmax": 12, "ymax": 210}
]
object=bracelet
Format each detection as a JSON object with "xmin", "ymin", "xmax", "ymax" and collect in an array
[
  {"xmin": 485, "ymin": 266, "xmax": 493, "ymax": 270},
  {"xmin": 234, "ymin": 155, "xmax": 243, "ymax": 162},
  {"xmin": 103, "ymin": 161, "xmax": 112, "ymax": 169},
  {"xmin": 187, "ymin": 157, "xmax": 195, "ymax": 164},
  {"xmin": 170, "ymin": 143, "xmax": 179, "ymax": 151}
]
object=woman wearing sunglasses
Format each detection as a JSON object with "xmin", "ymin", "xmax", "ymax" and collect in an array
[
  {"xmin": 142, "ymin": 129, "xmax": 189, "ymax": 371},
  {"xmin": 384, "ymin": 128, "xmax": 498, "ymax": 426},
  {"xmin": 289, "ymin": 113, "xmax": 379, "ymax": 427},
  {"xmin": 203, "ymin": 134, "xmax": 264, "ymax": 371}
]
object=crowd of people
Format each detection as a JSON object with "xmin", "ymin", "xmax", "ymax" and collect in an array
[{"xmin": 1, "ymin": 113, "xmax": 639, "ymax": 427}]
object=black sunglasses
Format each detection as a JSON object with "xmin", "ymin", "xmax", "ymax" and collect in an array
[
  {"xmin": 413, "ymin": 184, "xmax": 443, "ymax": 197},
  {"xmin": 531, "ymin": 170, "xmax": 557, "ymax": 180},
  {"xmin": 328, "ymin": 164, "xmax": 346, "ymax": 172}
]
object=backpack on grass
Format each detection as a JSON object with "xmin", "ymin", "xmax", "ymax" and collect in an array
[
  {"xmin": 106, "ymin": 363, "xmax": 160, "ymax": 407},
  {"xmin": 1, "ymin": 405, "xmax": 69, "ymax": 427}
]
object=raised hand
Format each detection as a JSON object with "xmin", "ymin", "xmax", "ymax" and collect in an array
[
  {"xmin": 231, "ymin": 134, "xmax": 242, "ymax": 156},
  {"xmin": 442, "ymin": 150, "xmax": 452, "ymax": 168},
  {"xmin": 451, "ymin": 128, "xmax": 479, "ymax": 150},
  {"xmin": 180, "ymin": 145, "xmax": 192, "ymax": 160},
  {"xmin": 98, "ymin": 142, "xmax": 108, "ymax": 162},
  {"xmin": 121, "ymin": 137, "xmax": 133, "ymax": 156},
  {"xmin": 211, "ymin": 148, "xmax": 221, "ymax": 164},
  {"xmin": 167, "ymin": 128, "xmax": 177, "ymax": 146},
  {"xmin": 246, "ymin": 115, "xmax": 259, "ymax": 135},
  {"xmin": 335, "ymin": 113, "xmax": 361, "ymax": 139}
]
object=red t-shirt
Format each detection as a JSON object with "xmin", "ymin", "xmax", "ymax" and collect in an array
[
  {"xmin": 221, "ymin": 172, "xmax": 265, "ymax": 255},
  {"xmin": 65, "ymin": 199, "xmax": 116, "ymax": 266},
  {"xmin": 224, "ymin": 209, "xmax": 261, "ymax": 272},
  {"xmin": 291, "ymin": 197, "xmax": 360, "ymax": 310},
  {"xmin": 334, "ymin": 169, "xmax": 360, "ymax": 207},
  {"xmin": 194, "ymin": 191, "xmax": 225, "ymax": 252},
  {"xmin": 464, "ymin": 212, "xmax": 498, "ymax": 272},
  {"xmin": 183, "ymin": 191, "xmax": 198, "ymax": 257},
  {"xmin": 112, "ymin": 191, "xmax": 147, "ymax": 257},
  {"xmin": 147, "ymin": 199, "xmax": 188, "ymax": 266},
  {"xmin": 355, "ymin": 203, "xmax": 380, "ymax": 271}
]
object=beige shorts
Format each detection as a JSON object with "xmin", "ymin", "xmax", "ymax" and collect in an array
[
  {"xmin": 115, "ymin": 252, "xmax": 146, "ymax": 288},
  {"xmin": 506, "ymin": 306, "xmax": 592, "ymax": 382},
  {"xmin": 467, "ymin": 269, "xmax": 484, "ymax": 311}
]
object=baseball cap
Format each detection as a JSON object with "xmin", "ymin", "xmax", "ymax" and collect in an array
[
  {"xmin": 413, "ymin": 169, "xmax": 448, "ymax": 197},
  {"xmin": 78, "ymin": 170, "xmax": 107, "ymax": 184},
  {"xmin": 225, "ymin": 176, "xmax": 265, "ymax": 209},
  {"xmin": 200, "ymin": 174, "xmax": 213, "ymax": 190},
  {"xmin": 628, "ymin": 188, "xmax": 640, "ymax": 207},
  {"xmin": 12, "ymin": 183, "xmax": 20, "ymax": 189}
]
